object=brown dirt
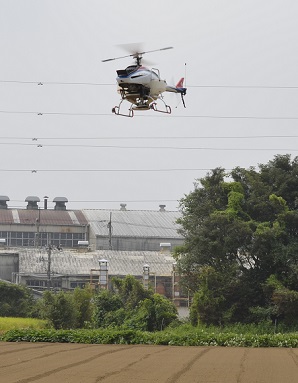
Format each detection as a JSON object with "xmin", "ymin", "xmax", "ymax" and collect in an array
[{"xmin": 1, "ymin": 342, "xmax": 298, "ymax": 382}]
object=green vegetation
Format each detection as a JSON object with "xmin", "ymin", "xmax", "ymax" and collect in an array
[
  {"xmin": 0, "ymin": 276, "xmax": 177, "ymax": 333},
  {"xmin": 176, "ymin": 155, "xmax": 298, "ymax": 326},
  {"xmin": 92, "ymin": 275, "xmax": 177, "ymax": 331},
  {"xmin": 2, "ymin": 323, "xmax": 298, "ymax": 347},
  {"xmin": 0, "ymin": 317, "xmax": 47, "ymax": 333},
  {"xmin": 37, "ymin": 286, "xmax": 94, "ymax": 329},
  {"xmin": 0, "ymin": 281, "xmax": 35, "ymax": 317}
]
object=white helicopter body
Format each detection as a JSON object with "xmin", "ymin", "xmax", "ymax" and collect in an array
[{"xmin": 103, "ymin": 46, "xmax": 186, "ymax": 117}]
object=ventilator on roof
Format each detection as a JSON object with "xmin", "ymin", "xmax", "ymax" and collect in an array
[
  {"xmin": 0, "ymin": 196, "xmax": 9, "ymax": 209},
  {"xmin": 53, "ymin": 197, "xmax": 68, "ymax": 211},
  {"xmin": 25, "ymin": 196, "xmax": 40, "ymax": 210}
]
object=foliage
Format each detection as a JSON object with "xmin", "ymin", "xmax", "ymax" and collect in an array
[
  {"xmin": 38, "ymin": 286, "xmax": 93, "ymax": 329},
  {"xmin": 92, "ymin": 275, "xmax": 177, "ymax": 331},
  {"xmin": 2, "ymin": 323, "xmax": 298, "ymax": 347},
  {"xmin": 111, "ymin": 275, "xmax": 151, "ymax": 309},
  {"xmin": 73, "ymin": 285, "xmax": 93, "ymax": 328},
  {"xmin": 92, "ymin": 289, "xmax": 123, "ymax": 327},
  {"xmin": 0, "ymin": 281, "xmax": 36, "ymax": 317},
  {"xmin": 38, "ymin": 290, "xmax": 78, "ymax": 329},
  {"xmin": 128, "ymin": 294, "xmax": 178, "ymax": 331},
  {"xmin": 176, "ymin": 155, "xmax": 298, "ymax": 325}
]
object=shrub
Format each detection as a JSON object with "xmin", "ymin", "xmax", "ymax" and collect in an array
[{"xmin": 0, "ymin": 281, "xmax": 35, "ymax": 317}]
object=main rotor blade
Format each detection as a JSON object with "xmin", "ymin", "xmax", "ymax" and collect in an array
[
  {"xmin": 102, "ymin": 54, "xmax": 134, "ymax": 62},
  {"xmin": 102, "ymin": 46, "xmax": 173, "ymax": 63}
]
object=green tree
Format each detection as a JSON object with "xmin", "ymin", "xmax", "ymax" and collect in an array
[
  {"xmin": 92, "ymin": 276, "xmax": 177, "ymax": 331},
  {"xmin": 92, "ymin": 289, "xmax": 123, "ymax": 327},
  {"xmin": 177, "ymin": 155, "xmax": 298, "ymax": 325},
  {"xmin": 0, "ymin": 281, "xmax": 35, "ymax": 317},
  {"xmin": 73, "ymin": 285, "xmax": 93, "ymax": 328},
  {"xmin": 39, "ymin": 290, "xmax": 78, "ymax": 329},
  {"xmin": 111, "ymin": 275, "xmax": 151, "ymax": 309}
]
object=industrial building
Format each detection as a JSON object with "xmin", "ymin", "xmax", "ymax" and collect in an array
[
  {"xmin": 0, "ymin": 196, "xmax": 188, "ymax": 309},
  {"xmin": 0, "ymin": 196, "xmax": 183, "ymax": 251},
  {"xmin": 0, "ymin": 248, "xmax": 188, "ymax": 309}
]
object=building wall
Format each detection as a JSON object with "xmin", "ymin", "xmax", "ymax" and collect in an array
[
  {"xmin": 0, "ymin": 253, "xmax": 19, "ymax": 281},
  {"xmin": 96, "ymin": 236, "xmax": 183, "ymax": 251}
]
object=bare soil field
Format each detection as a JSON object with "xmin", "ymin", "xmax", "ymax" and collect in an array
[{"xmin": 1, "ymin": 342, "xmax": 298, "ymax": 383}]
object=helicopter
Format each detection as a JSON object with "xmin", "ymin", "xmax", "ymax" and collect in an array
[{"xmin": 102, "ymin": 46, "xmax": 187, "ymax": 117}]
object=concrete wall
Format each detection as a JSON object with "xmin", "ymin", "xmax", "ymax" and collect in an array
[{"xmin": 0, "ymin": 253, "xmax": 19, "ymax": 282}]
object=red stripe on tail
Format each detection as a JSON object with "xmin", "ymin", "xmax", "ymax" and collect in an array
[{"xmin": 176, "ymin": 78, "xmax": 184, "ymax": 88}]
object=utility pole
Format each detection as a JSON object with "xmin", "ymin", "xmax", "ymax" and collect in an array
[
  {"xmin": 47, "ymin": 245, "xmax": 52, "ymax": 290},
  {"xmin": 35, "ymin": 208, "xmax": 41, "ymax": 248},
  {"xmin": 107, "ymin": 212, "xmax": 112, "ymax": 250}
]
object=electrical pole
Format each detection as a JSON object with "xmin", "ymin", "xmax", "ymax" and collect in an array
[
  {"xmin": 107, "ymin": 212, "xmax": 112, "ymax": 250},
  {"xmin": 47, "ymin": 245, "xmax": 52, "ymax": 290}
]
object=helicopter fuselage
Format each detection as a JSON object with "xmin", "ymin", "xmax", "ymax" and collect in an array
[{"xmin": 116, "ymin": 65, "xmax": 167, "ymax": 101}]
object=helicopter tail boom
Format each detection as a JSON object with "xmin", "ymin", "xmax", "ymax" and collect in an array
[
  {"xmin": 166, "ymin": 78, "xmax": 187, "ymax": 107},
  {"xmin": 166, "ymin": 78, "xmax": 186, "ymax": 94}
]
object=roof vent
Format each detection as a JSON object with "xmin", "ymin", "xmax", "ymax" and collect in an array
[
  {"xmin": 25, "ymin": 196, "xmax": 40, "ymax": 210},
  {"xmin": 43, "ymin": 196, "xmax": 49, "ymax": 210},
  {"xmin": 0, "ymin": 196, "xmax": 9, "ymax": 209},
  {"xmin": 53, "ymin": 196, "xmax": 68, "ymax": 211},
  {"xmin": 159, "ymin": 204, "xmax": 166, "ymax": 212},
  {"xmin": 120, "ymin": 203, "xmax": 127, "ymax": 211}
]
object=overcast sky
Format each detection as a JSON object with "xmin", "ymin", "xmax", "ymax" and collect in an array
[{"xmin": 0, "ymin": 0, "xmax": 298, "ymax": 211}]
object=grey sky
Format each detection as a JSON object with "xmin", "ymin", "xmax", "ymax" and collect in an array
[{"xmin": 0, "ymin": 1, "xmax": 298, "ymax": 211}]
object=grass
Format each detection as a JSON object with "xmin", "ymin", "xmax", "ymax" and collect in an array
[{"xmin": 0, "ymin": 317, "xmax": 48, "ymax": 333}]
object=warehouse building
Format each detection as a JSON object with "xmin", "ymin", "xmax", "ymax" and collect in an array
[{"xmin": 0, "ymin": 196, "xmax": 183, "ymax": 251}]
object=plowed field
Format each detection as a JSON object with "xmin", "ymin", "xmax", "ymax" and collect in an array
[{"xmin": 1, "ymin": 342, "xmax": 298, "ymax": 382}]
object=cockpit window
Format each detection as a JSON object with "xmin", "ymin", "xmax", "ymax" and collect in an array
[{"xmin": 126, "ymin": 65, "xmax": 138, "ymax": 74}]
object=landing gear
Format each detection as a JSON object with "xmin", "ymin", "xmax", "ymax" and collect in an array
[
  {"xmin": 150, "ymin": 102, "xmax": 171, "ymax": 114},
  {"xmin": 111, "ymin": 93, "xmax": 171, "ymax": 117},
  {"xmin": 112, "ymin": 100, "xmax": 134, "ymax": 117}
]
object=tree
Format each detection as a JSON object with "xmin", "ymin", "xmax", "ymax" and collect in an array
[
  {"xmin": 111, "ymin": 275, "xmax": 151, "ymax": 309},
  {"xmin": 92, "ymin": 275, "xmax": 177, "ymax": 331},
  {"xmin": 73, "ymin": 286, "xmax": 93, "ymax": 328},
  {"xmin": 92, "ymin": 289, "xmax": 123, "ymax": 327},
  {"xmin": 0, "ymin": 281, "xmax": 35, "ymax": 317},
  {"xmin": 39, "ymin": 290, "xmax": 78, "ymax": 329},
  {"xmin": 176, "ymin": 155, "xmax": 298, "ymax": 325},
  {"xmin": 38, "ymin": 286, "xmax": 94, "ymax": 329}
]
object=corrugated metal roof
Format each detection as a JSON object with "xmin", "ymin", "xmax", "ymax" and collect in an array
[
  {"xmin": 0, "ymin": 209, "xmax": 88, "ymax": 226},
  {"xmin": 18, "ymin": 249, "xmax": 175, "ymax": 277},
  {"xmin": 0, "ymin": 210, "xmax": 14, "ymax": 224},
  {"xmin": 82, "ymin": 209, "xmax": 182, "ymax": 239}
]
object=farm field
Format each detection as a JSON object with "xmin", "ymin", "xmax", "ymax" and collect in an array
[{"xmin": 1, "ymin": 342, "xmax": 298, "ymax": 382}]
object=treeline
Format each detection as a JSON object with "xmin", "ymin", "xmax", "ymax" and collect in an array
[
  {"xmin": 0, "ymin": 276, "xmax": 177, "ymax": 331},
  {"xmin": 176, "ymin": 154, "xmax": 298, "ymax": 326}
]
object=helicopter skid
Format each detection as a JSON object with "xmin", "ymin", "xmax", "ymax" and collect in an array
[
  {"xmin": 150, "ymin": 102, "xmax": 171, "ymax": 114},
  {"xmin": 112, "ymin": 105, "xmax": 134, "ymax": 118}
]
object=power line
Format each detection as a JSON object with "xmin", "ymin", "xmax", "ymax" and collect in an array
[
  {"xmin": 0, "ymin": 79, "xmax": 298, "ymax": 89},
  {"xmin": 1, "ymin": 135, "xmax": 298, "ymax": 140},
  {"xmin": 0, "ymin": 142, "xmax": 297, "ymax": 151},
  {"xmin": 0, "ymin": 168, "xmax": 223, "ymax": 173},
  {"xmin": 0, "ymin": 110, "xmax": 298, "ymax": 120}
]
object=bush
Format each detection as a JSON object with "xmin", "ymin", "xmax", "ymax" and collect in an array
[
  {"xmin": 0, "ymin": 281, "xmax": 36, "ymax": 317},
  {"xmin": 38, "ymin": 290, "xmax": 78, "ymax": 329},
  {"xmin": 2, "ymin": 324, "xmax": 298, "ymax": 347},
  {"xmin": 92, "ymin": 277, "xmax": 178, "ymax": 331}
]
